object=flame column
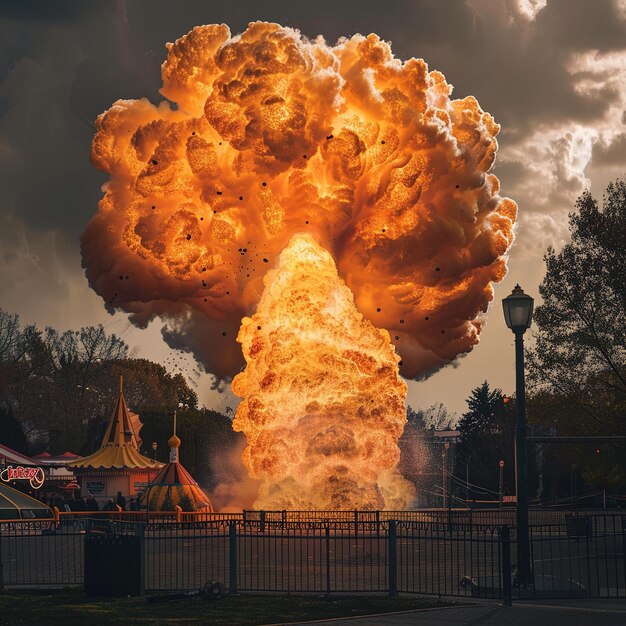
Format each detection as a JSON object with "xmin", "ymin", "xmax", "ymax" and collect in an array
[{"xmin": 502, "ymin": 284, "xmax": 534, "ymax": 587}]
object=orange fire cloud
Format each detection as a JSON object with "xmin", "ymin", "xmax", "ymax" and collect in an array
[
  {"xmin": 83, "ymin": 22, "xmax": 516, "ymax": 380},
  {"xmin": 232, "ymin": 234, "xmax": 414, "ymax": 509}
]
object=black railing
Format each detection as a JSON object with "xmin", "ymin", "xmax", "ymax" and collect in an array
[{"xmin": 1, "ymin": 512, "xmax": 624, "ymax": 601}]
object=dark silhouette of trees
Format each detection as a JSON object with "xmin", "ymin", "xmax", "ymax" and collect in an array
[
  {"xmin": 527, "ymin": 179, "xmax": 626, "ymax": 488},
  {"xmin": 455, "ymin": 382, "xmax": 516, "ymax": 500},
  {"xmin": 0, "ymin": 406, "xmax": 27, "ymax": 453},
  {"xmin": 0, "ymin": 308, "xmax": 247, "ymax": 496},
  {"xmin": 528, "ymin": 180, "xmax": 625, "ymax": 421}
]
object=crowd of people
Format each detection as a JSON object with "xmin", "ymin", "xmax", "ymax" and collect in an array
[{"xmin": 37, "ymin": 490, "xmax": 141, "ymax": 512}]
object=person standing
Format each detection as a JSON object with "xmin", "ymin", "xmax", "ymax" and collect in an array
[
  {"xmin": 86, "ymin": 493, "xmax": 99, "ymax": 511},
  {"xmin": 116, "ymin": 491, "xmax": 127, "ymax": 511}
]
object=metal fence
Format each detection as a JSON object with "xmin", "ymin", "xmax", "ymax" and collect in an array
[{"xmin": 1, "ymin": 512, "xmax": 624, "ymax": 601}]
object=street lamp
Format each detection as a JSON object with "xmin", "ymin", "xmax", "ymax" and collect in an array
[{"xmin": 502, "ymin": 284, "xmax": 534, "ymax": 586}]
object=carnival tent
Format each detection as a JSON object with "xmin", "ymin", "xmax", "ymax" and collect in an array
[{"xmin": 141, "ymin": 413, "xmax": 213, "ymax": 513}]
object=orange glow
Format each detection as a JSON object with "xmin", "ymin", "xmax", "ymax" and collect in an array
[
  {"xmin": 232, "ymin": 234, "xmax": 414, "ymax": 509},
  {"xmin": 83, "ymin": 22, "xmax": 517, "ymax": 509}
]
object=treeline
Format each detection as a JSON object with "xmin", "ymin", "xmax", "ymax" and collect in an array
[{"xmin": 0, "ymin": 313, "xmax": 242, "ymax": 490}]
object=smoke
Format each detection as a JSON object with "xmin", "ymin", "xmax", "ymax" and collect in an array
[
  {"xmin": 207, "ymin": 435, "xmax": 260, "ymax": 512},
  {"xmin": 82, "ymin": 21, "xmax": 516, "ymax": 381}
]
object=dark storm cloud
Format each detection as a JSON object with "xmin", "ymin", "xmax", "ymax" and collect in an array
[
  {"xmin": 0, "ymin": 0, "xmax": 624, "ymax": 416},
  {"xmin": 537, "ymin": 0, "xmax": 626, "ymax": 52},
  {"xmin": 0, "ymin": 1, "xmax": 162, "ymax": 236},
  {"xmin": 408, "ymin": 0, "xmax": 625, "ymax": 138},
  {"xmin": 0, "ymin": 0, "xmax": 90, "ymax": 23}
]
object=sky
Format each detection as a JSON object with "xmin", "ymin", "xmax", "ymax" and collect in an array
[{"xmin": 0, "ymin": 0, "xmax": 625, "ymax": 418}]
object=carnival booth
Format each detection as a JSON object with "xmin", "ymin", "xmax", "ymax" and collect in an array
[
  {"xmin": 69, "ymin": 377, "xmax": 162, "ymax": 505},
  {"xmin": 0, "ymin": 443, "xmax": 47, "ymax": 495}
]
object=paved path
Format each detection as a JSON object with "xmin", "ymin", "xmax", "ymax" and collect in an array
[{"xmin": 283, "ymin": 600, "xmax": 626, "ymax": 625}]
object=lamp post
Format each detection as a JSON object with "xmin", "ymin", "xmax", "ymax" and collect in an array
[
  {"xmin": 442, "ymin": 442, "xmax": 450, "ymax": 509},
  {"xmin": 502, "ymin": 283, "xmax": 534, "ymax": 586},
  {"xmin": 499, "ymin": 460, "xmax": 505, "ymax": 510}
]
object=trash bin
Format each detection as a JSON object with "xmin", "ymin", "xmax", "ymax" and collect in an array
[
  {"xmin": 565, "ymin": 515, "xmax": 591, "ymax": 539},
  {"xmin": 84, "ymin": 521, "xmax": 145, "ymax": 596}
]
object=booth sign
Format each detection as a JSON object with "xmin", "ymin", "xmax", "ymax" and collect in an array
[{"xmin": 0, "ymin": 465, "xmax": 45, "ymax": 489}]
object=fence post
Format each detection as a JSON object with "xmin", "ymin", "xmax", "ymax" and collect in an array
[
  {"xmin": 388, "ymin": 519, "xmax": 398, "ymax": 597},
  {"xmin": 500, "ymin": 525, "xmax": 512, "ymax": 606},
  {"xmin": 260, "ymin": 509, "xmax": 266, "ymax": 533},
  {"xmin": 0, "ymin": 523, "xmax": 4, "ymax": 591},
  {"xmin": 622, "ymin": 516, "xmax": 626, "ymax": 599},
  {"xmin": 229, "ymin": 521, "xmax": 238, "ymax": 593},
  {"xmin": 325, "ymin": 526, "xmax": 331, "ymax": 597},
  {"xmin": 137, "ymin": 522, "xmax": 145, "ymax": 596},
  {"xmin": 354, "ymin": 510, "xmax": 359, "ymax": 536}
]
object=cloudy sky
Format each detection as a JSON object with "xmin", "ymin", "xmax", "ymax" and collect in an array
[{"xmin": 0, "ymin": 0, "xmax": 625, "ymax": 417}]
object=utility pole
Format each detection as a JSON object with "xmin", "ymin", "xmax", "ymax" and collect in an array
[
  {"xmin": 441, "ymin": 442, "xmax": 450, "ymax": 509},
  {"xmin": 499, "ymin": 460, "xmax": 505, "ymax": 510}
]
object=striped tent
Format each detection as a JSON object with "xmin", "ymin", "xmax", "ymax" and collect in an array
[{"xmin": 141, "ymin": 413, "xmax": 213, "ymax": 513}]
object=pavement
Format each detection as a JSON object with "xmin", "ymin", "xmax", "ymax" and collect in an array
[{"xmin": 282, "ymin": 599, "xmax": 626, "ymax": 625}]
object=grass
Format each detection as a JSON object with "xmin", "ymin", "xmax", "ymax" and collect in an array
[{"xmin": 0, "ymin": 589, "xmax": 455, "ymax": 625}]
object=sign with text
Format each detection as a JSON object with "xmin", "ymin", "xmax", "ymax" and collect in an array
[
  {"xmin": 132, "ymin": 481, "xmax": 148, "ymax": 494},
  {"xmin": 502, "ymin": 495, "xmax": 517, "ymax": 503},
  {"xmin": 86, "ymin": 481, "xmax": 105, "ymax": 496},
  {"xmin": 0, "ymin": 465, "xmax": 45, "ymax": 489}
]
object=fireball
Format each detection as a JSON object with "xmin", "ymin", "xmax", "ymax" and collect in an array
[{"xmin": 83, "ymin": 22, "xmax": 516, "ymax": 509}]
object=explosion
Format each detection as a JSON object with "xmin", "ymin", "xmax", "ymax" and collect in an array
[
  {"xmin": 232, "ymin": 234, "xmax": 413, "ymax": 509},
  {"xmin": 83, "ymin": 22, "xmax": 517, "ymax": 509}
]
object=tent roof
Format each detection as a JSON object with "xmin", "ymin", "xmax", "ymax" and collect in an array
[
  {"xmin": 69, "ymin": 377, "xmax": 162, "ymax": 471},
  {"xmin": 0, "ymin": 443, "xmax": 38, "ymax": 466},
  {"xmin": 151, "ymin": 461, "xmax": 198, "ymax": 487}
]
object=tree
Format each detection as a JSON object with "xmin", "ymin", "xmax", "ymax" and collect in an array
[
  {"xmin": 528, "ymin": 180, "xmax": 626, "ymax": 422},
  {"xmin": 527, "ymin": 179, "xmax": 626, "ymax": 487},
  {"xmin": 0, "ymin": 406, "xmax": 28, "ymax": 453},
  {"xmin": 455, "ymin": 382, "xmax": 516, "ymax": 499}
]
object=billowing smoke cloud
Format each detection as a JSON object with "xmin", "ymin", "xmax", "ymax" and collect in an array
[{"xmin": 82, "ymin": 21, "xmax": 516, "ymax": 381}]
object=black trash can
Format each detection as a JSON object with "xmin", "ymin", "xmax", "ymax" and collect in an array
[
  {"xmin": 565, "ymin": 515, "xmax": 592, "ymax": 539},
  {"xmin": 84, "ymin": 521, "xmax": 145, "ymax": 597}
]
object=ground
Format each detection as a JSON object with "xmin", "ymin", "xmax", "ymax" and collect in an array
[{"xmin": 0, "ymin": 590, "xmax": 450, "ymax": 625}]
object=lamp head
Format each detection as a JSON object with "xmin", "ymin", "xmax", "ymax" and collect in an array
[{"xmin": 502, "ymin": 284, "xmax": 534, "ymax": 333}]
